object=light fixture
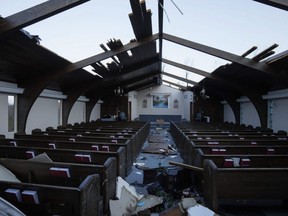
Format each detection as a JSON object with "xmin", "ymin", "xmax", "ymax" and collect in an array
[
  {"xmin": 114, "ymin": 86, "xmax": 123, "ymax": 96},
  {"xmin": 200, "ymin": 87, "xmax": 209, "ymax": 99}
]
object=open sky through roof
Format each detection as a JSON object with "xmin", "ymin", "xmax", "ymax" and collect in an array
[{"xmin": 1, "ymin": 0, "xmax": 287, "ymax": 88}]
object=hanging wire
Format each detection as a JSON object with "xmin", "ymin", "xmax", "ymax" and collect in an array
[
  {"xmin": 170, "ymin": 0, "xmax": 184, "ymax": 15},
  {"xmin": 157, "ymin": 0, "xmax": 184, "ymax": 23},
  {"xmin": 158, "ymin": 0, "xmax": 170, "ymax": 23}
]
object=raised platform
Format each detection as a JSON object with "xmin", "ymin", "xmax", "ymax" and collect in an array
[{"xmin": 139, "ymin": 115, "xmax": 182, "ymax": 122}]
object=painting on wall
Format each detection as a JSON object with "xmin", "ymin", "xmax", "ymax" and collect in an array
[{"xmin": 152, "ymin": 94, "xmax": 170, "ymax": 108}]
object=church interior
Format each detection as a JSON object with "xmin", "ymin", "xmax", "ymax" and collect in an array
[{"xmin": 1, "ymin": 0, "xmax": 288, "ymax": 215}]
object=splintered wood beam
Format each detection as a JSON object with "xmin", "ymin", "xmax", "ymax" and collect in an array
[
  {"xmin": 100, "ymin": 43, "xmax": 120, "ymax": 66},
  {"xmin": 162, "ymin": 33, "xmax": 283, "ymax": 79},
  {"xmin": 169, "ymin": 161, "xmax": 204, "ymax": 172},
  {"xmin": 241, "ymin": 46, "xmax": 257, "ymax": 57},
  {"xmin": 252, "ymin": 44, "xmax": 278, "ymax": 61},
  {"xmin": 74, "ymin": 34, "xmax": 159, "ymax": 70},
  {"xmin": 0, "ymin": 0, "xmax": 90, "ymax": 38}
]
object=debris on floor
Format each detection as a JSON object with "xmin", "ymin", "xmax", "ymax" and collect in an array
[
  {"xmin": 141, "ymin": 143, "xmax": 177, "ymax": 155},
  {"xmin": 187, "ymin": 203, "xmax": 219, "ymax": 216},
  {"xmin": 118, "ymin": 124, "xmax": 220, "ymax": 215},
  {"xmin": 109, "ymin": 177, "xmax": 163, "ymax": 216},
  {"xmin": 159, "ymin": 197, "xmax": 196, "ymax": 216}
]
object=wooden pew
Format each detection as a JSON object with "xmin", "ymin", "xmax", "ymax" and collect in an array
[
  {"xmin": 0, "ymin": 146, "xmax": 117, "ymax": 214},
  {"xmin": 170, "ymin": 121, "xmax": 288, "ymax": 213},
  {"xmin": 57, "ymin": 120, "xmax": 150, "ymax": 160},
  {"xmin": 0, "ymin": 178, "xmax": 100, "ymax": 216},
  {"xmin": 182, "ymin": 129, "xmax": 276, "ymax": 135},
  {"xmin": 203, "ymin": 159, "xmax": 288, "ymax": 213},
  {"xmin": 14, "ymin": 133, "xmax": 139, "ymax": 167},
  {"xmin": 193, "ymin": 148, "xmax": 288, "ymax": 191},
  {"xmin": 0, "ymin": 158, "xmax": 101, "ymax": 216},
  {"xmin": 195, "ymin": 145, "xmax": 288, "ymax": 156},
  {"xmin": 0, "ymin": 138, "xmax": 127, "ymax": 177},
  {"xmin": 180, "ymin": 138, "xmax": 288, "ymax": 165},
  {"xmin": 194, "ymin": 148, "xmax": 288, "ymax": 168},
  {"xmin": 185, "ymin": 141, "xmax": 288, "ymax": 165},
  {"xmin": 32, "ymin": 129, "xmax": 133, "ymax": 139},
  {"xmin": 30, "ymin": 130, "xmax": 134, "ymax": 173},
  {"xmin": 15, "ymin": 133, "xmax": 130, "ymax": 145},
  {"xmin": 186, "ymin": 134, "xmax": 288, "ymax": 140}
]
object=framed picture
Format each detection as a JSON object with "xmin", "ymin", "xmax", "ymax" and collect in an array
[{"xmin": 152, "ymin": 94, "xmax": 170, "ymax": 109}]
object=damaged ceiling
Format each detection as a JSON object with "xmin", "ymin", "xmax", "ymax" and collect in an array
[{"xmin": 0, "ymin": 0, "xmax": 288, "ymax": 131}]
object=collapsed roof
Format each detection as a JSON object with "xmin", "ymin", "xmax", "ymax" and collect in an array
[{"xmin": 0, "ymin": 0, "xmax": 287, "ymax": 131}]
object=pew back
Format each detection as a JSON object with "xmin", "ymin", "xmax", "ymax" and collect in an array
[{"xmin": 203, "ymin": 159, "xmax": 288, "ymax": 213}]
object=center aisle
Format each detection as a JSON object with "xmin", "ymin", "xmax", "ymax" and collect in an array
[{"xmin": 126, "ymin": 123, "xmax": 184, "ymax": 189}]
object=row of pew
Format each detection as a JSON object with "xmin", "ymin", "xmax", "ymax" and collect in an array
[
  {"xmin": 170, "ymin": 121, "xmax": 288, "ymax": 213},
  {"xmin": 0, "ymin": 121, "xmax": 150, "ymax": 216}
]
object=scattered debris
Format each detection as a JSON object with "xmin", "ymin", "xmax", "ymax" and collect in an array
[
  {"xmin": 141, "ymin": 143, "xmax": 177, "ymax": 155},
  {"xmin": 0, "ymin": 197, "xmax": 26, "ymax": 216},
  {"xmin": 159, "ymin": 197, "xmax": 196, "ymax": 216},
  {"xmin": 109, "ymin": 177, "xmax": 163, "ymax": 216},
  {"xmin": 148, "ymin": 135, "xmax": 165, "ymax": 143},
  {"xmin": 123, "ymin": 126, "xmax": 218, "ymax": 215},
  {"xmin": 187, "ymin": 203, "xmax": 219, "ymax": 216},
  {"xmin": 168, "ymin": 161, "xmax": 204, "ymax": 172}
]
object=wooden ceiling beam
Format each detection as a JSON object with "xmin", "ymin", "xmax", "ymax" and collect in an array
[
  {"xmin": 253, "ymin": 0, "xmax": 288, "ymax": 11},
  {"xmin": 17, "ymin": 34, "xmax": 159, "ymax": 132},
  {"xmin": 162, "ymin": 71, "xmax": 199, "ymax": 86},
  {"xmin": 162, "ymin": 33, "xmax": 286, "ymax": 80},
  {"xmin": 163, "ymin": 58, "xmax": 211, "ymax": 78},
  {"xmin": 252, "ymin": 44, "xmax": 278, "ymax": 61},
  {"xmin": 162, "ymin": 79, "xmax": 187, "ymax": 90},
  {"xmin": 0, "ymin": 0, "xmax": 90, "ymax": 38},
  {"xmin": 125, "ymin": 78, "xmax": 157, "ymax": 92},
  {"xmin": 241, "ymin": 46, "xmax": 257, "ymax": 57},
  {"xmin": 73, "ymin": 34, "xmax": 159, "ymax": 71}
]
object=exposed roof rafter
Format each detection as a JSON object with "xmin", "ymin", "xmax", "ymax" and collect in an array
[
  {"xmin": 253, "ymin": 0, "xmax": 288, "ymax": 11},
  {"xmin": 162, "ymin": 33, "xmax": 286, "ymax": 81},
  {"xmin": 0, "ymin": 0, "xmax": 90, "ymax": 39}
]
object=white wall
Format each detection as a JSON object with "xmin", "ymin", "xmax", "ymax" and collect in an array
[
  {"xmin": 68, "ymin": 101, "xmax": 86, "ymax": 124},
  {"xmin": 240, "ymin": 101, "xmax": 261, "ymax": 127},
  {"xmin": 136, "ymin": 85, "xmax": 184, "ymax": 118},
  {"xmin": 26, "ymin": 97, "xmax": 60, "ymax": 133},
  {"xmin": 0, "ymin": 94, "xmax": 10, "ymax": 137},
  {"xmin": 90, "ymin": 102, "xmax": 101, "ymax": 121},
  {"xmin": 268, "ymin": 98, "xmax": 288, "ymax": 132},
  {"xmin": 223, "ymin": 103, "xmax": 236, "ymax": 123},
  {"xmin": 266, "ymin": 89, "xmax": 288, "ymax": 132},
  {"xmin": 0, "ymin": 81, "xmax": 21, "ymax": 138},
  {"xmin": 183, "ymin": 91, "xmax": 193, "ymax": 121},
  {"xmin": 128, "ymin": 91, "xmax": 138, "ymax": 121}
]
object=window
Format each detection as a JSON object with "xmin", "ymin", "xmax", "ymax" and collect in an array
[
  {"xmin": 57, "ymin": 100, "xmax": 62, "ymax": 125},
  {"xmin": 173, "ymin": 99, "xmax": 179, "ymax": 109},
  {"xmin": 142, "ymin": 99, "xmax": 147, "ymax": 108},
  {"xmin": 8, "ymin": 95, "xmax": 15, "ymax": 132}
]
